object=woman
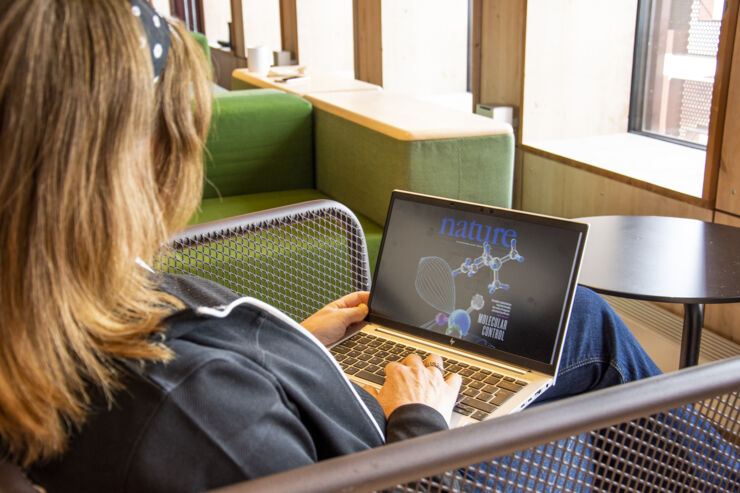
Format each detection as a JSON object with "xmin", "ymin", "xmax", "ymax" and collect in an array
[{"xmin": 0, "ymin": 1, "xmax": 667, "ymax": 491}]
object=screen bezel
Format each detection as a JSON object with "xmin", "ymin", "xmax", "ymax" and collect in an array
[{"xmin": 367, "ymin": 190, "xmax": 589, "ymax": 376}]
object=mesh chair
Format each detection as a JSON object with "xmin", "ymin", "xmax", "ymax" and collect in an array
[
  {"xmin": 207, "ymin": 358, "xmax": 739, "ymax": 492},
  {"xmin": 154, "ymin": 199, "xmax": 371, "ymax": 321},
  {"xmin": 160, "ymin": 200, "xmax": 740, "ymax": 493}
]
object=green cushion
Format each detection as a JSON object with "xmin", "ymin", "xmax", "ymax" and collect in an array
[
  {"xmin": 314, "ymin": 109, "xmax": 515, "ymax": 226},
  {"xmin": 203, "ymin": 90, "xmax": 314, "ymax": 199},
  {"xmin": 192, "ymin": 189, "xmax": 383, "ymax": 272}
]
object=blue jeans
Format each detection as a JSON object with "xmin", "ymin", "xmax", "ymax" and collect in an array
[
  {"xmin": 535, "ymin": 286, "xmax": 661, "ymax": 405},
  {"xmin": 467, "ymin": 287, "xmax": 738, "ymax": 492}
]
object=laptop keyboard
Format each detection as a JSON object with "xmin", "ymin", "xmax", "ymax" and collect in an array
[{"xmin": 331, "ymin": 333, "xmax": 528, "ymax": 421}]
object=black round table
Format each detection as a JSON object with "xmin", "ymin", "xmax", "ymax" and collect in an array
[{"xmin": 574, "ymin": 215, "xmax": 740, "ymax": 368}]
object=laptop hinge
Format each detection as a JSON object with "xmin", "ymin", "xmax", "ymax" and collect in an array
[{"xmin": 373, "ymin": 326, "xmax": 528, "ymax": 375}]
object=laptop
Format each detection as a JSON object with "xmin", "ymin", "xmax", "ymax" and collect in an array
[{"xmin": 330, "ymin": 190, "xmax": 588, "ymax": 426}]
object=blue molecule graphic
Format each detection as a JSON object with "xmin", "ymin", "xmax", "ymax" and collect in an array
[{"xmin": 446, "ymin": 309, "xmax": 471, "ymax": 336}]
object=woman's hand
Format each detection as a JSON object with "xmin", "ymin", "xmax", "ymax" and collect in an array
[
  {"xmin": 300, "ymin": 291, "xmax": 369, "ymax": 346},
  {"xmin": 363, "ymin": 354, "xmax": 462, "ymax": 424}
]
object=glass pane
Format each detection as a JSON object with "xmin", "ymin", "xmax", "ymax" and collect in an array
[
  {"xmin": 641, "ymin": 0, "xmax": 724, "ymax": 146},
  {"xmin": 243, "ymin": 0, "xmax": 281, "ymax": 55},
  {"xmin": 382, "ymin": 0, "xmax": 470, "ymax": 112},
  {"xmin": 203, "ymin": 0, "xmax": 232, "ymax": 48},
  {"xmin": 296, "ymin": 0, "xmax": 354, "ymax": 77}
]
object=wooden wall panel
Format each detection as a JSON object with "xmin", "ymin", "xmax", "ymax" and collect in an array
[
  {"xmin": 704, "ymin": 211, "xmax": 740, "ymax": 343},
  {"xmin": 703, "ymin": 0, "xmax": 738, "ymax": 203},
  {"xmin": 477, "ymin": 0, "xmax": 525, "ymax": 109},
  {"xmin": 704, "ymin": 303, "xmax": 740, "ymax": 344},
  {"xmin": 211, "ymin": 47, "xmax": 246, "ymax": 88},
  {"xmin": 521, "ymin": 151, "xmax": 713, "ymax": 221},
  {"xmin": 229, "ymin": 0, "xmax": 245, "ymax": 57},
  {"xmin": 353, "ymin": 0, "xmax": 382, "ymax": 85},
  {"xmin": 471, "ymin": 0, "xmax": 482, "ymax": 110},
  {"xmin": 716, "ymin": 2, "xmax": 740, "ymax": 216},
  {"xmin": 715, "ymin": 210, "xmax": 740, "ymax": 227},
  {"xmin": 279, "ymin": 0, "xmax": 299, "ymax": 61}
]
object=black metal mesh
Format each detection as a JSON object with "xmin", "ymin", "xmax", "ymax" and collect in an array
[
  {"xmin": 154, "ymin": 203, "xmax": 739, "ymax": 493},
  {"xmin": 210, "ymin": 369, "xmax": 739, "ymax": 493},
  {"xmin": 153, "ymin": 202, "xmax": 371, "ymax": 322},
  {"xmin": 387, "ymin": 391, "xmax": 740, "ymax": 492}
]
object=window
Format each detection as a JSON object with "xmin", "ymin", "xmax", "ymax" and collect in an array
[
  {"xmin": 294, "ymin": 0, "xmax": 353, "ymax": 76},
  {"xmin": 520, "ymin": 0, "xmax": 726, "ymax": 198},
  {"xmin": 380, "ymin": 0, "xmax": 471, "ymax": 112},
  {"xmin": 202, "ymin": 0, "xmax": 232, "ymax": 48},
  {"xmin": 630, "ymin": 0, "xmax": 725, "ymax": 148}
]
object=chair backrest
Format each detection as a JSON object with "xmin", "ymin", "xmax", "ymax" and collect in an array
[
  {"xmin": 156, "ymin": 200, "xmax": 739, "ymax": 492},
  {"xmin": 208, "ymin": 357, "xmax": 740, "ymax": 493},
  {"xmin": 155, "ymin": 199, "xmax": 370, "ymax": 321}
]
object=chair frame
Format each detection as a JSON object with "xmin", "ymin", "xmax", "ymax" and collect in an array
[
  {"xmin": 6, "ymin": 201, "xmax": 737, "ymax": 493},
  {"xmin": 159, "ymin": 200, "xmax": 739, "ymax": 493}
]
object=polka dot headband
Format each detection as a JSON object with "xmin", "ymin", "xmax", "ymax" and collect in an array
[{"xmin": 128, "ymin": 0, "xmax": 170, "ymax": 82}]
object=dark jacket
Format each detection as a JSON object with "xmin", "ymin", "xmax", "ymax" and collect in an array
[{"xmin": 29, "ymin": 275, "xmax": 447, "ymax": 492}]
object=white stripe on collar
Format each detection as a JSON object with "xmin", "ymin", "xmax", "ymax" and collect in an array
[
  {"xmin": 196, "ymin": 297, "xmax": 386, "ymax": 442},
  {"xmin": 135, "ymin": 257, "xmax": 155, "ymax": 273}
]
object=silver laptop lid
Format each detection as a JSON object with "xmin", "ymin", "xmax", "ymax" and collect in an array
[{"xmin": 368, "ymin": 190, "xmax": 589, "ymax": 376}]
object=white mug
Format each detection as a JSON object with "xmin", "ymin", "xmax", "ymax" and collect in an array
[{"xmin": 247, "ymin": 45, "xmax": 271, "ymax": 75}]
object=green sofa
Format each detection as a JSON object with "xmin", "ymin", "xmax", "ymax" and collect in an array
[{"xmin": 193, "ymin": 88, "xmax": 515, "ymax": 270}]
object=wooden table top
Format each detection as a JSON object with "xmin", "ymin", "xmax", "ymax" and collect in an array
[{"xmin": 575, "ymin": 215, "xmax": 740, "ymax": 304}]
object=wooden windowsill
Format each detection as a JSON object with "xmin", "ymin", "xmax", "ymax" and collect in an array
[{"xmin": 524, "ymin": 133, "xmax": 706, "ymax": 199}]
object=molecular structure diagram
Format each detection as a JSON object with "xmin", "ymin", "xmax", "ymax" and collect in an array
[
  {"xmin": 451, "ymin": 240, "xmax": 524, "ymax": 295},
  {"xmin": 431, "ymin": 293, "xmax": 485, "ymax": 337},
  {"xmin": 416, "ymin": 241, "xmax": 524, "ymax": 338}
]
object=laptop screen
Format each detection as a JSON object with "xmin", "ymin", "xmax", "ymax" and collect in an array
[{"xmin": 369, "ymin": 191, "xmax": 587, "ymax": 372}]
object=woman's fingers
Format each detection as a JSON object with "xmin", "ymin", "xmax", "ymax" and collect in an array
[{"xmin": 334, "ymin": 291, "xmax": 370, "ymax": 308}]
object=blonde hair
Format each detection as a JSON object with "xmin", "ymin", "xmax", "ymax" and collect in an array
[{"xmin": 0, "ymin": 0, "xmax": 212, "ymax": 465}]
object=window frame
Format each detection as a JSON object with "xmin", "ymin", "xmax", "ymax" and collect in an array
[{"xmin": 628, "ymin": 0, "xmax": 716, "ymax": 151}]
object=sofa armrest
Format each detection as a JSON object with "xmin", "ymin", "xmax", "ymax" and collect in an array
[
  {"xmin": 203, "ymin": 89, "xmax": 315, "ymax": 199},
  {"xmin": 306, "ymin": 91, "xmax": 515, "ymax": 226}
]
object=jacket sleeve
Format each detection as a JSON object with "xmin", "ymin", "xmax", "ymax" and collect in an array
[
  {"xmin": 385, "ymin": 404, "xmax": 449, "ymax": 444},
  {"xmin": 124, "ymin": 358, "xmax": 319, "ymax": 493}
]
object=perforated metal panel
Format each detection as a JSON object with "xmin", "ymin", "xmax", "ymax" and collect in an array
[
  {"xmin": 680, "ymin": 79, "xmax": 713, "ymax": 141},
  {"xmin": 211, "ymin": 359, "xmax": 740, "ymax": 493},
  {"xmin": 687, "ymin": 3, "xmax": 720, "ymax": 57},
  {"xmin": 388, "ymin": 392, "xmax": 740, "ymax": 492},
  {"xmin": 154, "ymin": 200, "xmax": 371, "ymax": 321}
]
